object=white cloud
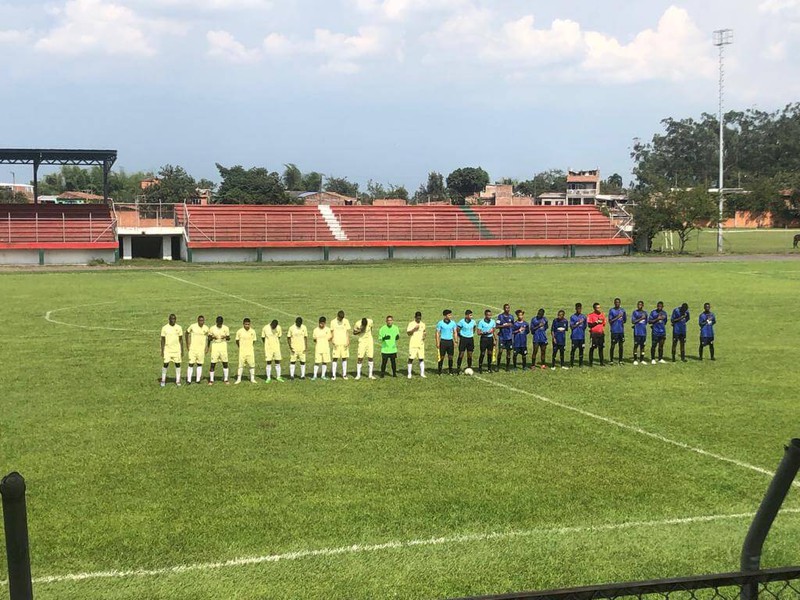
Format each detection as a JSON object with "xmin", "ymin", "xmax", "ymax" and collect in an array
[
  {"xmin": 131, "ymin": 0, "xmax": 272, "ymax": 10},
  {"xmin": 762, "ymin": 41, "xmax": 787, "ymax": 61},
  {"xmin": 35, "ymin": 0, "xmax": 183, "ymax": 57},
  {"xmin": 424, "ymin": 4, "xmax": 715, "ymax": 84},
  {"xmin": 206, "ymin": 30, "xmax": 261, "ymax": 63},
  {"xmin": 759, "ymin": 0, "xmax": 800, "ymax": 16},
  {"xmin": 263, "ymin": 26, "xmax": 397, "ymax": 74},
  {"xmin": 354, "ymin": 0, "xmax": 466, "ymax": 21}
]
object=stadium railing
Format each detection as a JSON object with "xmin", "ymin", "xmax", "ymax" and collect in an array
[
  {"xmin": 0, "ymin": 204, "xmax": 116, "ymax": 247},
  {"xmin": 112, "ymin": 202, "xmax": 178, "ymax": 229}
]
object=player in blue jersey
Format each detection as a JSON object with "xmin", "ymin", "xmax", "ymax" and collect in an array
[
  {"xmin": 530, "ymin": 309, "xmax": 549, "ymax": 369},
  {"xmin": 699, "ymin": 302, "xmax": 716, "ymax": 360},
  {"xmin": 495, "ymin": 303, "xmax": 514, "ymax": 371},
  {"xmin": 608, "ymin": 297, "xmax": 627, "ymax": 365},
  {"xmin": 436, "ymin": 309, "xmax": 459, "ymax": 375},
  {"xmin": 648, "ymin": 301, "xmax": 668, "ymax": 364},
  {"xmin": 550, "ymin": 309, "xmax": 569, "ymax": 369},
  {"xmin": 569, "ymin": 303, "xmax": 587, "ymax": 367},
  {"xmin": 631, "ymin": 300, "xmax": 648, "ymax": 365},
  {"xmin": 456, "ymin": 310, "xmax": 477, "ymax": 373},
  {"xmin": 511, "ymin": 309, "xmax": 530, "ymax": 370},
  {"xmin": 670, "ymin": 302, "xmax": 690, "ymax": 362},
  {"xmin": 477, "ymin": 309, "xmax": 496, "ymax": 373}
]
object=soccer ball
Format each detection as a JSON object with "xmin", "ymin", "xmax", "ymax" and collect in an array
[{"xmin": 464, "ymin": 368, "xmax": 474, "ymax": 376}]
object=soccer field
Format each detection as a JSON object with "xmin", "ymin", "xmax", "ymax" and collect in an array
[
  {"xmin": 2, "ymin": 259, "xmax": 800, "ymax": 599},
  {"xmin": 650, "ymin": 228, "xmax": 800, "ymax": 254}
]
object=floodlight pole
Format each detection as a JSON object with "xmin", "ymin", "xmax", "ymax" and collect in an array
[{"xmin": 714, "ymin": 29, "xmax": 733, "ymax": 253}]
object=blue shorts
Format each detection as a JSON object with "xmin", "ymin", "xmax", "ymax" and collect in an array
[
  {"xmin": 700, "ymin": 336, "xmax": 714, "ymax": 345},
  {"xmin": 652, "ymin": 334, "xmax": 666, "ymax": 342},
  {"xmin": 673, "ymin": 333, "xmax": 686, "ymax": 341},
  {"xmin": 498, "ymin": 339, "xmax": 513, "ymax": 350},
  {"xmin": 611, "ymin": 333, "xmax": 624, "ymax": 343},
  {"xmin": 513, "ymin": 346, "xmax": 527, "ymax": 355},
  {"xmin": 571, "ymin": 339, "xmax": 585, "ymax": 347},
  {"xmin": 634, "ymin": 335, "xmax": 646, "ymax": 346}
]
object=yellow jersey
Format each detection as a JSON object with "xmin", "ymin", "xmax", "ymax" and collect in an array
[
  {"xmin": 261, "ymin": 324, "xmax": 282, "ymax": 354},
  {"xmin": 313, "ymin": 326, "xmax": 332, "ymax": 350},
  {"xmin": 236, "ymin": 327, "xmax": 257, "ymax": 354},
  {"xmin": 331, "ymin": 318, "xmax": 351, "ymax": 346},
  {"xmin": 287, "ymin": 324, "xmax": 308, "ymax": 352},
  {"xmin": 407, "ymin": 321, "xmax": 426, "ymax": 349},
  {"xmin": 161, "ymin": 323, "xmax": 183, "ymax": 353},
  {"xmin": 355, "ymin": 318, "xmax": 374, "ymax": 340},
  {"xmin": 186, "ymin": 323, "xmax": 209, "ymax": 352},
  {"xmin": 209, "ymin": 324, "xmax": 230, "ymax": 345}
]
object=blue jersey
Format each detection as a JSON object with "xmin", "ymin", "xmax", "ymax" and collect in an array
[
  {"xmin": 671, "ymin": 308, "xmax": 690, "ymax": 336},
  {"xmin": 649, "ymin": 309, "xmax": 668, "ymax": 337},
  {"xmin": 531, "ymin": 317, "xmax": 548, "ymax": 344},
  {"xmin": 569, "ymin": 313, "xmax": 587, "ymax": 341},
  {"xmin": 631, "ymin": 309, "xmax": 648, "ymax": 337},
  {"xmin": 457, "ymin": 318, "xmax": 476, "ymax": 338},
  {"xmin": 551, "ymin": 318, "xmax": 568, "ymax": 346},
  {"xmin": 496, "ymin": 313, "xmax": 514, "ymax": 341},
  {"xmin": 436, "ymin": 319, "xmax": 458, "ymax": 341},
  {"xmin": 477, "ymin": 318, "xmax": 495, "ymax": 336},
  {"xmin": 608, "ymin": 307, "xmax": 627, "ymax": 334},
  {"xmin": 512, "ymin": 320, "xmax": 529, "ymax": 348},
  {"xmin": 699, "ymin": 312, "xmax": 716, "ymax": 338}
]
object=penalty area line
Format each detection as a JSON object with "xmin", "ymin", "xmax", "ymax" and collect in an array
[
  {"xmin": 476, "ymin": 376, "xmax": 799, "ymax": 488},
  {"xmin": 4, "ymin": 509, "xmax": 799, "ymax": 587},
  {"xmin": 156, "ymin": 272, "xmax": 294, "ymax": 317}
]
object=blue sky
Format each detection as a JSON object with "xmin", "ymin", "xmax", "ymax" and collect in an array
[{"xmin": 1, "ymin": 0, "xmax": 798, "ymax": 190}]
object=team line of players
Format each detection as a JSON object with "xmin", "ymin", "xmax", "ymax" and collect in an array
[{"xmin": 158, "ymin": 301, "xmax": 718, "ymax": 386}]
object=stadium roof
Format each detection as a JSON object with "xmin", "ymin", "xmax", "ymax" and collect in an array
[{"xmin": 0, "ymin": 149, "xmax": 117, "ymax": 166}]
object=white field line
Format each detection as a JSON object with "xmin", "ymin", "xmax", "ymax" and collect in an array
[
  {"xmin": 44, "ymin": 302, "xmax": 149, "ymax": 333},
  {"xmin": 3, "ymin": 510, "xmax": 799, "ymax": 587},
  {"xmin": 156, "ymin": 272, "xmax": 295, "ymax": 317},
  {"xmin": 476, "ymin": 377, "xmax": 799, "ymax": 488}
]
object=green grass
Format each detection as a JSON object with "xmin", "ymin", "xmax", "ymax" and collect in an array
[
  {"xmin": 2, "ymin": 259, "xmax": 800, "ymax": 599},
  {"xmin": 650, "ymin": 228, "xmax": 800, "ymax": 254}
]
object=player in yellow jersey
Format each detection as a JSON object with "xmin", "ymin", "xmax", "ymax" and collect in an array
[
  {"xmin": 235, "ymin": 318, "xmax": 258, "ymax": 384},
  {"xmin": 331, "ymin": 310, "xmax": 351, "ymax": 380},
  {"xmin": 261, "ymin": 319, "xmax": 284, "ymax": 383},
  {"xmin": 160, "ymin": 313, "xmax": 184, "ymax": 387},
  {"xmin": 208, "ymin": 315, "xmax": 231, "ymax": 385},
  {"xmin": 287, "ymin": 316, "xmax": 308, "ymax": 380},
  {"xmin": 353, "ymin": 316, "xmax": 376, "ymax": 380},
  {"xmin": 184, "ymin": 315, "xmax": 209, "ymax": 384},
  {"xmin": 406, "ymin": 311, "xmax": 427, "ymax": 378},
  {"xmin": 312, "ymin": 316, "xmax": 332, "ymax": 380}
]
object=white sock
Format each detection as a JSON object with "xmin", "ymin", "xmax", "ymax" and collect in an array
[
  {"xmin": 300, "ymin": 363, "xmax": 306, "ymax": 378},
  {"xmin": 290, "ymin": 363, "xmax": 296, "ymax": 377},
  {"xmin": 332, "ymin": 361, "xmax": 337, "ymax": 379},
  {"xmin": 175, "ymin": 368, "xmax": 181, "ymax": 384},
  {"xmin": 223, "ymin": 367, "xmax": 228, "ymax": 381},
  {"xmin": 342, "ymin": 360, "xmax": 348, "ymax": 377},
  {"xmin": 275, "ymin": 365, "xmax": 281, "ymax": 378},
  {"xmin": 161, "ymin": 367, "xmax": 167, "ymax": 383},
  {"xmin": 196, "ymin": 365, "xmax": 202, "ymax": 382},
  {"xmin": 187, "ymin": 365, "xmax": 194, "ymax": 382},
  {"xmin": 368, "ymin": 361, "xmax": 374, "ymax": 377},
  {"xmin": 210, "ymin": 369, "xmax": 215, "ymax": 383},
  {"xmin": 321, "ymin": 364, "xmax": 328, "ymax": 378},
  {"xmin": 236, "ymin": 368, "xmax": 243, "ymax": 381},
  {"xmin": 357, "ymin": 363, "xmax": 362, "ymax": 377},
  {"xmin": 420, "ymin": 361, "xmax": 425, "ymax": 376},
  {"xmin": 249, "ymin": 368, "xmax": 255, "ymax": 382},
  {"xmin": 314, "ymin": 364, "xmax": 319, "ymax": 378},
  {"xmin": 407, "ymin": 363, "xmax": 412, "ymax": 377},
  {"xmin": 266, "ymin": 364, "xmax": 272, "ymax": 380}
]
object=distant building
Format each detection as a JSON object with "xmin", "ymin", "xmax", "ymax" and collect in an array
[
  {"xmin": 566, "ymin": 169, "xmax": 600, "ymax": 205},
  {"xmin": 372, "ymin": 198, "xmax": 407, "ymax": 206},
  {"xmin": 537, "ymin": 192, "xmax": 567, "ymax": 206},
  {"xmin": 0, "ymin": 182, "xmax": 34, "ymax": 201},
  {"xmin": 470, "ymin": 184, "xmax": 534, "ymax": 206},
  {"xmin": 289, "ymin": 190, "xmax": 356, "ymax": 206}
]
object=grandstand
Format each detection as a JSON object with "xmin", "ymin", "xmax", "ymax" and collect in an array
[
  {"xmin": 0, "ymin": 203, "xmax": 630, "ymax": 264},
  {"xmin": 0, "ymin": 203, "xmax": 118, "ymax": 265}
]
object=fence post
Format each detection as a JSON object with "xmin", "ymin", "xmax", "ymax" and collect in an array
[
  {"xmin": 740, "ymin": 438, "xmax": 800, "ymax": 600},
  {"xmin": 89, "ymin": 213, "xmax": 93, "ymax": 242},
  {"xmin": 1, "ymin": 472, "xmax": 33, "ymax": 600}
]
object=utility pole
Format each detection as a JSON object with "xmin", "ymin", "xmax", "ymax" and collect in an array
[{"xmin": 713, "ymin": 29, "xmax": 733, "ymax": 253}]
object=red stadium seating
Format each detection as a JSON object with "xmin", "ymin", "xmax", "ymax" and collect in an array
[
  {"xmin": 182, "ymin": 204, "xmax": 628, "ymax": 247},
  {"xmin": 0, "ymin": 204, "xmax": 117, "ymax": 248}
]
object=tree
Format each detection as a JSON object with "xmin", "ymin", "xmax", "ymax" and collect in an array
[
  {"xmin": 446, "ymin": 167, "xmax": 490, "ymax": 204},
  {"xmin": 215, "ymin": 164, "xmax": 290, "ymax": 204},
  {"xmin": 662, "ymin": 187, "xmax": 718, "ymax": 253},
  {"xmin": 413, "ymin": 171, "xmax": 447, "ymax": 203},
  {"xmin": 0, "ymin": 188, "xmax": 29, "ymax": 203},
  {"xmin": 514, "ymin": 169, "xmax": 567, "ymax": 197},
  {"xmin": 143, "ymin": 165, "xmax": 198, "ymax": 204},
  {"xmin": 600, "ymin": 173, "xmax": 625, "ymax": 194},
  {"xmin": 302, "ymin": 171, "xmax": 323, "ymax": 192},
  {"xmin": 324, "ymin": 176, "xmax": 359, "ymax": 198},
  {"xmin": 387, "ymin": 184, "xmax": 409, "ymax": 201},
  {"xmin": 282, "ymin": 164, "xmax": 303, "ymax": 191}
]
